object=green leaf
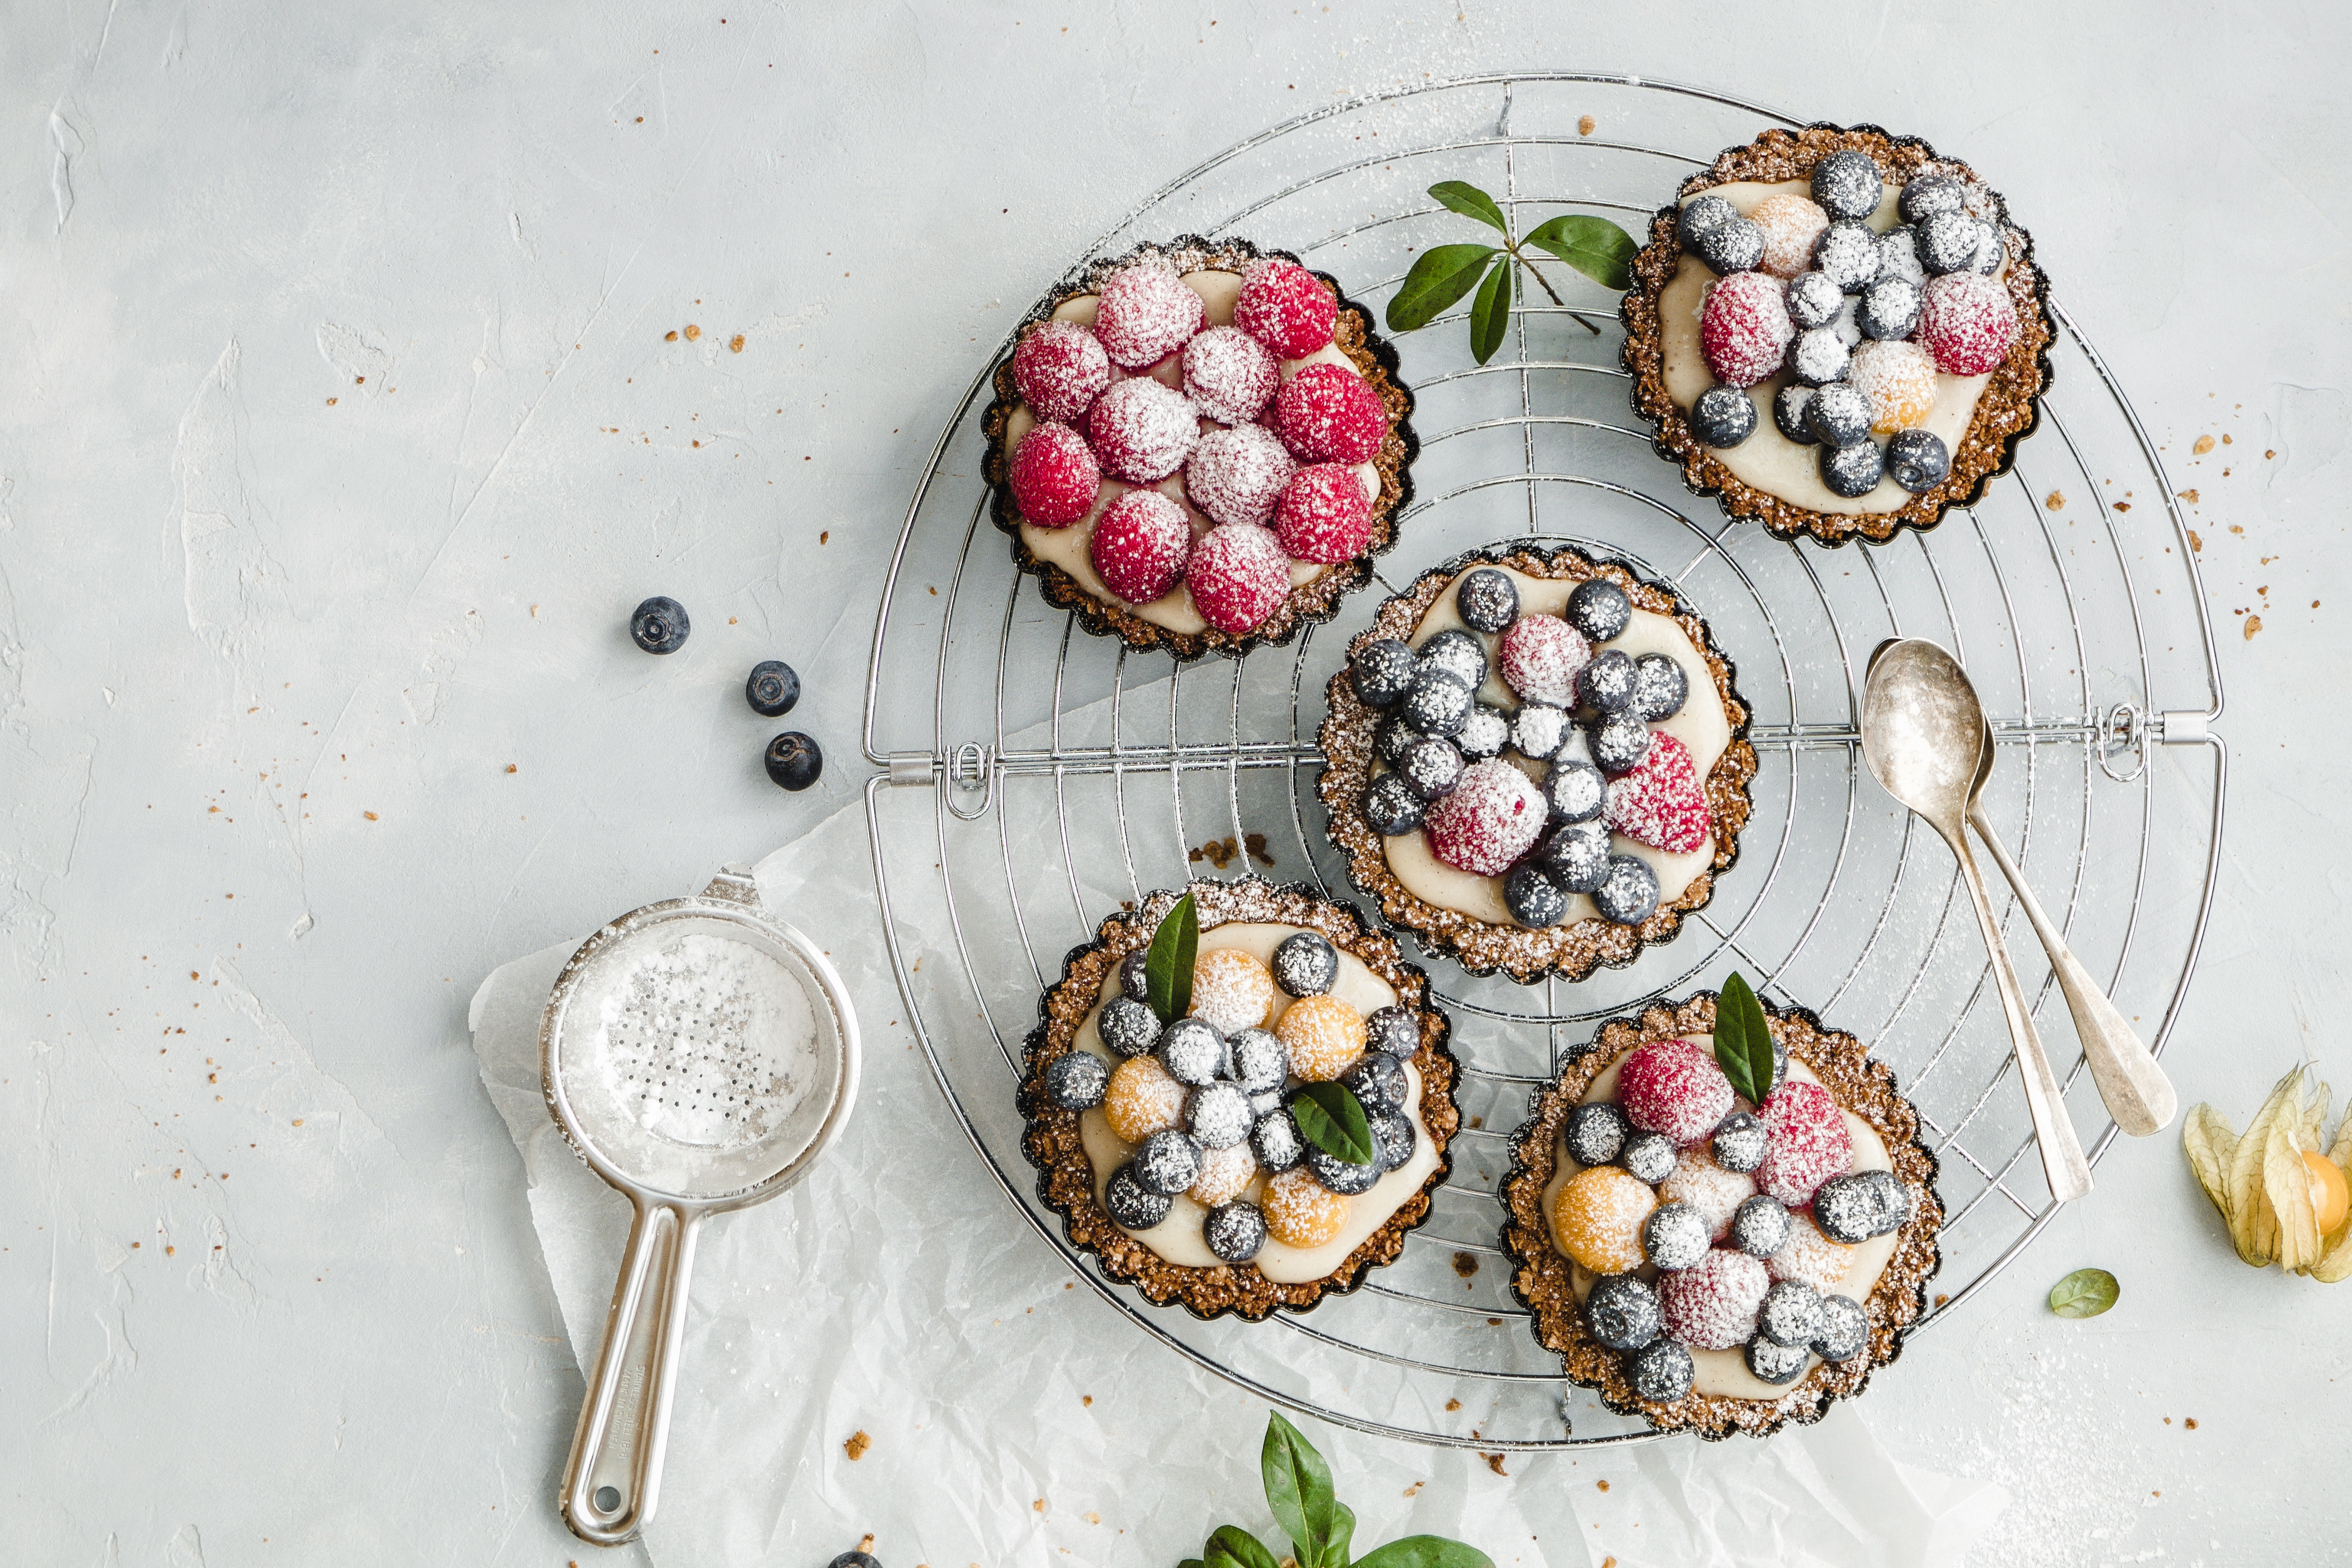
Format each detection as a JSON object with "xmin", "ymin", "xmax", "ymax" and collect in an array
[
  {"xmin": 1209, "ymin": 1527, "xmax": 1280, "ymax": 1568},
  {"xmin": 1262, "ymin": 1411, "xmax": 1336, "ymax": 1566},
  {"xmin": 1181, "ymin": 1560, "xmax": 1208, "ymax": 1568},
  {"xmin": 1713, "ymin": 972, "xmax": 1777, "ymax": 1106},
  {"xmin": 1385, "ymin": 245, "xmax": 1499, "ymax": 333},
  {"xmin": 1145, "ymin": 891, "xmax": 1198, "ymax": 1024},
  {"xmin": 1324, "ymin": 1502, "xmax": 1356, "ymax": 1568},
  {"xmin": 1355, "ymin": 1537, "xmax": 1496, "ymax": 1568},
  {"xmin": 1468, "ymin": 257, "xmax": 1511, "ymax": 366},
  {"xmin": 1522, "ymin": 213, "xmax": 1637, "ymax": 292},
  {"xmin": 2047, "ymin": 1266, "xmax": 2120, "ymax": 1319},
  {"xmin": 1291, "ymin": 1082, "xmax": 1375, "ymax": 1167},
  {"xmin": 1427, "ymin": 180, "xmax": 1510, "ymax": 236},
  {"xmin": 1206, "ymin": 1554, "xmax": 1245, "ymax": 1568}
]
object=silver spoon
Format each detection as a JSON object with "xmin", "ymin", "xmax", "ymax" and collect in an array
[
  {"xmin": 1966, "ymin": 716, "xmax": 2178, "ymax": 1135},
  {"xmin": 1861, "ymin": 640, "xmax": 2092, "ymax": 1203}
]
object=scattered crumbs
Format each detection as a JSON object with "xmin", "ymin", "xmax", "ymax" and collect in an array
[
  {"xmin": 2229, "ymin": 524, "xmax": 2244, "ymax": 534},
  {"xmin": 1445, "ymin": 1398, "xmax": 1461, "ymax": 1412},
  {"xmin": 2178, "ymin": 489, "xmax": 2199, "ymax": 504},
  {"xmin": 2164, "ymin": 1416, "xmax": 2172, "ymax": 1425},
  {"xmin": 930, "ymin": 586, "xmax": 938, "ymax": 596},
  {"xmin": 730, "ymin": 334, "xmax": 746, "ymax": 353},
  {"xmin": 530, "ymin": 604, "xmax": 540, "ymax": 617},
  {"xmin": 1578, "ymin": 114, "xmax": 1596, "ymax": 135},
  {"xmin": 2044, "ymin": 490, "xmax": 2064, "ymax": 511},
  {"xmin": 2266, "ymin": 449, "xmax": 2277, "ymax": 459},
  {"xmin": 1403, "ymin": 1481, "xmax": 1425, "ymax": 1498},
  {"xmin": 1082, "ymin": 1395, "xmax": 1092, "ymax": 1405},
  {"xmin": 2223, "ymin": 433, "xmax": 2233, "ymax": 444},
  {"xmin": 1469, "ymin": 1115, "xmax": 1484, "ymax": 1129},
  {"xmin": 729, "ymin": 616, "xmax": 739, "ymax": 624},
  {"xmin": 821, "ymin": 531, "xmax": 830, "ymax": 544},
  {"xmin": 1485, "ymin": 1316, "xmax": 1502, "ymax": 1326},
  {"xmin": 1604, "ymin": 1559, "xmax": 1618, "ymax": 1568},
  {"xmin": 363, "ymin": 810, "xmax": 379, "ymax": 821},
  {"xmin": 684, "ymin": 324, "xmax": 702, "ymax": 341},
  {"xmin": 1484, "ymin": 1454, "xmax": 1508, "ymax": 1477},
  {"xmin": 1034, "ymin": 1499, "xmax": 1046, "ymax": 1513},
  {"xmin": 1597, "ymin": 1480, "xmax": 1610, "ymax": 1493},
  {"xmin": 504, "ymin": 763, "xmax": 517, "ymax": 774},
  {"xmin": 326, "ymin": 396, "xmax": 337, "ymax": 405},
  {"xmin": 2314, "ymin": 600, "xmax": 2322, "ymax": 609},
  {"xmin": 2243, "ymin": 615, "xmax": 2262, "ymax": 640},
  {"xmin": 2113, "ymin": 502, "xmax": 2131, "ymax": 512},
  {"xmin": 2193, "ymin": 434, "xmax": 2214, "ymax": 454},
  {"xmin": 665, "ymin": 330, "xmax": 678, "ymax": 342},
  {"xmin": 2185, "ymin": 1417, "xmax": 2199, "ymax": 1430},
  {"xmin": 1934, "ymin": 1293, "xmax": 1950, "ymax": 1308},
  {"xmin": 2187, "ymin": 530, "xmax": 2202, "ymax": 552},
  {"xmin": 1083, "ymin": 1512, "xmax": 1101, "ymax": 1526},
  {"xmin": 1452, "ymin": 1251, "xmax": 1480, "ymax": 1278},
  {"xmin": 845, "ymin": 1430, "xmax": 871, "ymax": 1460},
  {"xmin": 860, "ymin": 1535, "xmax": 876, "ymax": 1554}
]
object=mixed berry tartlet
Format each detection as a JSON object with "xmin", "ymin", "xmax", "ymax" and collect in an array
[
  {"xmin": 1500, "ymin": 988, "xmax": 1942, "ymax": 1439},
  {"xmin": 1317, "ymin": 544, "xmax": 1754, "ymax": 984},
  {"xmin": 1018, "ymin": 879, "xmax": 1460, "ymax": 1319},
  {"xmin": 1621, "ymin": 124, "xmax": 2053, "ymax": 546},
  {"xmin": 985, "ymin": 238, "xmax": 1417, "ymax": 658}
]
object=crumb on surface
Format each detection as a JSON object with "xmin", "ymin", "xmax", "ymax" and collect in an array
[
  {"xmin": 1579, "ymin": 114, "xmax": 1596, "ymax": 135},
  {"xmin": 845, "ymin": 1430, "xmax": 871, "ymax": 1460},
  {"xmin": 2193, "ymin": 434, "xmax": 2214, "ymax": 454},
  {"xmin": 2045, "ymin": 490, "xmax": 2064, "ymax": 510}
]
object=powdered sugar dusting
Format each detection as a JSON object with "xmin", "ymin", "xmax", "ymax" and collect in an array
[
  {"xmin": 1497, "ymin": 612, "xmax": 1591, "ymax": 706},
  {"xmin": 1423, "ymin": 758, "xmax": 1545, "ymax": 875},
  {"xmin": 1094, "ymin": 260, "xmax": 1205, "ymax": 368},
  {"xmin": 1184, "ymin": 421, "xmax": 1295, "ymax": 528},
  {"xmin": 1087, "ymin": 377, "xmax": 1200, "ymax": 483},
  {"xmin": 1658, "ymin": 1247, "xmax": 1770, "ymax": 1349},
  {"xmin": 1181, "ymin": 324, "xmax": 1280, "ymax": 425}
]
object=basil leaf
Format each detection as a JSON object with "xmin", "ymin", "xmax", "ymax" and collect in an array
[
  {"xmin": 1291, "ymin": 1082, "xmax": 1375, "ymax": 1167},
  {"xmin": 1713, "ymin": 972, "xmax": 1776, "ymax": 1106},
  {"xmin": 2048, "ymin": 1267, "xmax": 2120, "ymax": 1319},
  {"xmin": 1207, "ymin": 1554, "xmax": 1246, "ymax": 1568},
  {"xmin": 1324, "ymin": 1501, "xmax": 1356, "ymax": 1568},
  {"xmin": 1385, "ymin": 245, "xmax": 1499, "ymax": 332},
  {"xmin": 1522, "ymin": 213, "xmax": 1636, "ymax": 292},
  {"xmin": 1145, "ymin": 891, "xmax": 1198, "ymax": 1023},
  {"xmin": 1427, "ymin": 180, "xmax": 1510, "ymax": 235},
  {"xmin": 1209, "ymin": 1527, "xmax": 1280, "ymax": 1568},
  {"xmin": 1355, "ymin": 1537, "xmax": 1496, "ymax": 1568},
  {"xmin": 1468, "ymin": 256, "xmax": 1511, "ymax": 366},
  {"xmin": 1182, "ymin": 1560, "xmax": 1208, "ymax": 1568},
  {"xmin": 1262, "ymin": 1411, "xmax": 1335, "ymax": 1565}
]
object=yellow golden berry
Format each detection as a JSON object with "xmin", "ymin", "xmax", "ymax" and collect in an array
[
  {"xmin": 1263, "ymin": 1165, "xmax": 1349, "ymax": 1248},
  {"xmin": 1276, "ymin": 994, "xmax": 1367, "ymax": 1082},
  {"xmin": 1188, "ymin": 1143, "xmax": 1258, "ymax": 1207},
  {"xmin": 1102, "ymin": 1054, "xmax": 1184, "ymax": 1144},
  {"xmin": 1848, "ymin": 340, "xmax": 1938, "ymax": 434},
  {"xmin": 1551, "ymin": 1165, "xmax": 1656, "ymax": 1274}
]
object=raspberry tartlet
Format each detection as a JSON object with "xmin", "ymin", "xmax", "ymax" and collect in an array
[
  {"xmin": 1501, "ymin": 990, "xmax": 1942, "ymax": 1439},
  {"xmin": 1018, "ymin": 879, "xmax": 1460, "ymax": 1319},
  {"xmin": 985, "ymin": 238, "xmax": 1417, "ymax": 658},
  {"xmin": 1621, "ymin": 124, "xmax": 2054, "ymax": 546},
  {"xmin": 1317, "ymin": 543, "xmax": 1755, "ymax": 984}
]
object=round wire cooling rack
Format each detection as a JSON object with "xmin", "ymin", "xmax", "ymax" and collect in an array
[{"xmin": 858, "ymin": 74, "xmax": 2227, "ymax": 1449}]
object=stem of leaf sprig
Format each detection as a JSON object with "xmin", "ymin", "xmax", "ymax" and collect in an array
[
  {"xmin": 1179, "ymin": 1412, "xmax": 1492, "ymax": 1568},
  {"xmin": 1384, "ymin": 181, "xmax": 1636, "ymax": 365}
]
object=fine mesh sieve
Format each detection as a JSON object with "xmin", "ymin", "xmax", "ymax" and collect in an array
[{"xmin": 539, "ymin": 866, "xmax": 860, "ymax": 1545}]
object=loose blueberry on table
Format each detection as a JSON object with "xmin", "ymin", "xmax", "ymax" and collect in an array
[
  {"xmin": 764, "ymin": 732, "xmax": 823, "ymax": 791},
  {"xmin": 629, "ymin": 595, "xmax": 690, "ymax": 654},
  {"xmin": 746, "ymin": 659, "xmax": 800, "ymax": 717}
]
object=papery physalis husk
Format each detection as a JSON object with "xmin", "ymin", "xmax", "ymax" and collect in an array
[
  {"xmin": 2311, "ymin": 1115, "xmax": 2352, "ymax": 1284},
  {"xmin": 2217, "ymin": 1068, "xmax": 2304, "ymax": 1266},
  {"xmin": 2180, "ymin": 1104, "xmax": 2236, "ymax": 1219},
  {"xmin": 2264, "ymin": 1075, "xmax": 2328, "ymax": 1274}
]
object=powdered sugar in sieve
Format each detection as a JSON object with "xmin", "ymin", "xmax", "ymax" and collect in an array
[{"xmin": 593, "ymin": 931, "xmax": 821, "ymax": 1150}]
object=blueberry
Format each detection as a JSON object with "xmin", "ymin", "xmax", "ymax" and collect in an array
[
  {"xmin": 1691, "ymin": 215, "xmax": 1764, "ymax": 275},
  {"xmin": 1131, "ymin": 1128, "xmax": 1202, "ymax": 1196},
  {"xmin": 1772, "ymin": 384, "xmax": 1819, "ymax": 445},
  {"xmin": 1417, "ymin": 628, "xmax": 1488, "ymax": 690},
  {"xmin": 1305, "ymin": 1144, "xmax": 1380, "ymax": 1195},
  {"xmin": 1350, "ymin": 638, "xmax": 1419, "ymax": 708},
  {"xmin": 1643, "ymin": 1202, "xmax": 1711, "ymax": 1272},
  {"xmin": 1801, "ymin": 382, "xmax": 1872, "ymax": 448},
  {"xmin": 1565, "ymin": 579, "xmax": 1633, "ymax": 643},
  {"xmin": 1786, "ymin": 327, "xmax": 1850, "ymax": 388},
  {"xmin": 1248, "ymin": 1089, "xmax": 1283, "ymax": 1119},
  {"xmin": 1271, "ymin": 932, "xmax": 1338, "ymax": 998},
  {"xmin": 1677, "ymin": 194, "xmax": 1739, "ymax": 245},
  {"xmin": 1365, "ymin": 1004, "xmax": 1420, "ymax": 1060},
  {"xmin": 1811, "ymin": 149, "xmax": 1884, "ymax": 221},
  {"xmin": 1362, "ymin": 772, "xmax": 1424, "ymax": 835},
  {"xmin": 1629, "ymin": 653, "xmax": 1688, "ymax": 722},
  {"xmin": 1509, "ymin": 702, "xmax": 1571, "ymax": 762},
  {"xmin": 1584, "ymin": 1273, "xmax": 1663, "ymax": 1352},
  {"xmin": 1689, "ymin": 385, "xmax": 1757, "ymax": 448},
  {"xmin": 1966, "ymin": 221, "xmax": 2005, "ymax": 276},
  {"xmin": 1227, "ymin": 1027, "xmax": 1290, "ymax": 1094},
  {"xmin": 1628, "ymin": 1337, "xmax": 1694, "ymax": 1401},
  {"xmin": 1897, "ymin": 172, "xmax": 1965, "ymax": 225},
  {"xmin": 1543, "ymin": 757, "xmax": 1606, "ymax": 824},
  {"xmin": 1758, "ymin": 1279, "xmax": 1825, "ymax": 1347},
  {"xmin": 1857, "ymin": 276, "xmax": 1923, "ymax": 341},
  {"xmin": 1813, "ymin": 1170, "xmax": 1910, "ymax": 1243},
  {"xmin": 829, "ymin": 1550, "xmax": 885, "ymax": 1568},
  {"xmin": 1914, "ymin": 210, "xmax": 1980, "ymax": 276},
  {"xmin": 1503, "ymin": 861, "xmax": 1569, "ymax": 928},
  {"xmin": 1375, "ymin": 713, "xmax": 1418, "ymax": 766},
  {"xmin": 1400, "ymin": 668, "xmax": 1474, "ymax": 739},
  {"xmin": 1784, "ymin": 270, "xmax": 1844, "ymax": 331},
  {"xmin": 1820, "ymin": 438, "xmax": 1886, "ymax": 499},
  {"xmin": 764, "ymin": 732, "xmax": 823, "ymax": 791},
  {"xmin": 1157, "ymin": 1017, "xmax": 1225, "ymax": 1086},
  {"xmin": 1564, "ymin": 1101, "xmax": 1630, "ymax": 1167},
  {"xmin": 1620, "ymin": 1129, "xmax": 1676, "ymax": 1185},
  {"xmin": 1577, "ymin": 649, "xmax": 1637, "ymax": 713},
  {"xmin": 1745, "ymin": 1335, "xmax": 1809, "ymax": 1386},
  {"xmin": 1541, "ymin": 819, "xmax": 1612, "ymax": 894},
  {"xmin": 629, "ymin": 595, "xmax": 689, "ymax": 654},
  {"xmin": 1250, "ymin": 1107, "xmax": 1305, "ymax": 1172},
  {"xmin": 1339, "ymin": 1050, "xmax": 1409, "ymax": 1115},
  {"xmin": 1204, "ymin": 1200, "xmax": 1269, "ymax": 1263},
  {"xmin": 1874, "ymin": 226, "xmax": 1926, "ymax": 287},
  {"xmin": 1728, "ymin": 1193, "xmax": 1790, "ymax": 1258},
  {"xmin": 1593, "ymin": 854, "xmax": 1662, "ymax": 926},
  {"xmin": 1886, "ymin": 429, "xmax": 1950, "ymax": 494},
  {"xmin": 1043, "ymin": 1051, "xmax": 1110, "ymax": 1111},
  {"xmin": 1812, "ymin": 220, "xmax": 1881, "ymax": 293},
  {"xmin": 1367, "ymin": 1109, "xmax": 1417, "ymax": 1172},
  {"xmin": 1811, "ymin": 1292, "xmax": 1870, "ymax": 1362},
  {"xmin": 1455, "ymin": 567, "xmax": 1519, "ymax": 634},
  {"xmin": 1119, "ymin": 951, "xmax": 1152, "ymax": 1004},
  {"xmin": 1096, "ymin": 995, "xmax": 1161, "ymax": 1058},
  {"xmin": 1455, "ymin": 705, "xmax": 1511, "ymax": 763},
  {"xmin": 1185, "ymin": 1083, "xmax": 1253, "ymax": 1150},
  {"xmin": 1104, "ymin": 1164, "xmax": 1173, "ymax": 1228},
  {"xmin": 746, "ymin": 659, "xmax": 800, "ymax": 717},
  {"xmin": 1588, "ymin": 710, "xmax": 1653, "ymax": 775},
  {"xmin": 1711, "ymin": 1112, "xmax": 1768, "ymax": 1174},
  {"xmin": 1398, "ymin": 737, "xmax": 1466, "ymax": 801}
]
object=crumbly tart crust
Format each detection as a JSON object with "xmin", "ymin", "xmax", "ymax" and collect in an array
[
  {"xmin": 983, "ymin": 236, "xmax": 1419, "ymax": 660},
  {"xmin": 1017, "ymin": 878, "xmax": 1460, "ymax": 1320},
  {"xmin": 1316, "ymin": 543, "xmax": 1756, "ymax": 984},
  {"xmin": 1500, "ymin": 992, "xmax": 1943, "ymax": 1440},
  {"xmin": 1620, "ymin": 123, "xmax": 2056, "ymax": 548}
]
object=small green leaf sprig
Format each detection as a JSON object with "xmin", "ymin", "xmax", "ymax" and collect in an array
[
  {"xmin": 1180, "ymin": 1411, "xmax": 1493, "ymax": 1568},
  {"xmin": 1712, "ymin": 972, "xmax": 1779, "ymax": 1105},
  {"xmin": 1384, "ymin": 181, "xmax": 1637, "ymax": 364},
  {"xmin": 2047, "ymin": 1267, "xmax": 2120, "ymax": 1319}
]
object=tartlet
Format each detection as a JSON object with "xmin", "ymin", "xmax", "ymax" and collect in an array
[
  {"xmin": 1317, "ymin": 543, "xmax": 1755, "ymax": 984},
  {"xmin": 1620, "ymin": 123, "xmax": 2054, "ymax": 546},
  {"xmin": 1017, "ymin": 878, "xmax": 1460, "ymax": 1319},
  {"xmin": 983, "ymin": 237, "xmax": 1417, "ymax": 659},
  {"xmin": 1500, "ymin": 991, "xmax": 1943, "ymax": 1440}
]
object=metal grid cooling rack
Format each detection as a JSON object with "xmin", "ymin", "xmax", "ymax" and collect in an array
[{"xmin": 857, "ymin": 74, "xmax": 2227, "ymax": 1448}]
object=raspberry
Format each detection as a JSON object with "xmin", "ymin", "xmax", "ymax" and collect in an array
[
  {"xmin": 1422, "ymin": 758, "xmax": 1545, "ymax": 876},
  {"xmin": 1273, "ymin": 464, "xmax": 1374, "ymax": 565},
  {"xmin": 1497, "ymin": 613, "xmax": 1590, "ymax": 707},
  {"xmin": 1087, "ymin": 378, "xmax": 1200, "ymax": 484},
  {"xmin": 1274, "ymin": 362, "xmax": 1386, "ymax": 465},
  {"xmin": 1846, "ymin": 339, "xmax": 1939, "ymax": 433},
  {"xmin": 1263, "ymin": 1164, "xmax": 1349, "ymax": 1247},
  {"xmin": 1917, "ymin": 271, "xmax": 2019, "ymax": 376},
  {"xmin": 1659, "ymin": 1248, "xmax": 1769, "ymax": 1350},
  {"xmin": 1765, "ymin": 1209, "xmax": 1856, "ymax": 1293},
  {"xmin": 1604, "ymin": 732, "xmax": 1712, "ymax": 852},
  {"xmin": 1103, "ymin": 1054, "xmax": 1185, "ymax": 1144},
  {"xmin": 1276, "ymin": 993, "xmax": 1367, "ymax": 1082},
  {"xmin": 1093, "ymin": 261, "xmax": 1205, "ymax": 369},
  {"xmin": 1012, "ymin": 319, "xmax": 1111, "ymax": 422},
  {"xmin": 1191, "ymin": 947, "xmax": 1280, "ymax": 1035},
  {"xmin": 1616, "ymin": 1038, "xmax": 1735, "ymax": 1147},
  {"xmin": 1755, "ymin": 1081, "xmax": 1855, "ymax": 1207},
  {"xmin": 1186, "ymin": 523, "xmax": 1292, "ymax": 634},
  {"xmin": 1089, "ymin": 490, "xmax": 1191, "ymax": 604},
  {"xmin": 1232, "ymin": 257, "xmax": 1337, "ymax": 359},
  {"xmin": 1699, "ymin": 270, "xmax": 1795, "ymax": 388},
  {"xmin": 1007, "ymin": 421, "xmax": 1102, "ymax": 527},
  {"xmin": 1749, "ymin": 193, "xmax": 1830, "ymax": 279},
  {"xmin": 1181, "ymin": 325, "xmax": 1280, "ymax": 425},
  {"xmin": 1185, "ymin": 423, "xmax": 1296, "ymax": 528},
  {"xmin": 1550, "ymin": 1165, "xmax": 1657, "ymax": 1274},
  {"xmin": 1659, "ymin": 1147, "xmax": 1756, "ymax": 1241}
]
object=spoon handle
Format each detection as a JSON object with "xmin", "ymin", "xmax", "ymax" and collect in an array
[
  {"xmin": 1947, "ymin": 826, "xmax": 2095, "ymax": 1202},
  {"xmin": 1968, "ymin": 802, "xmax": 2179, "ymax": 1137}
]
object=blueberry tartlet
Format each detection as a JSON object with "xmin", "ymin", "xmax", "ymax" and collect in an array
[
  {"xmin": 1500, "ymin": 990, "xmax": 1942, "ymax": 1439},
  {"xmin": 1621, "ymin": 124, "xmax": 2053, "ymax": 545},
  {"xmin": 1018, "ymin": 879, "xmax": 1460, "ymax": 1318},
  {"xmin": 1317, "ymin": 544, "xmax": 1754, "ymax": 984},
  {"xmin": 984, "ymin": 238, "xmax": 1417, "ymax": 658}
]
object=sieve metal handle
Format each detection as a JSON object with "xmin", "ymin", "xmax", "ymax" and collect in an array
[{"xmin": 560, "ymin": 1196, "xmax": 704, "ymax": 1546}]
